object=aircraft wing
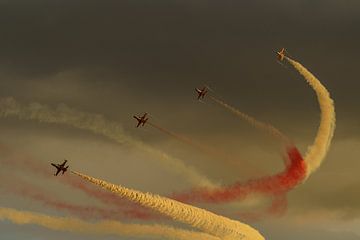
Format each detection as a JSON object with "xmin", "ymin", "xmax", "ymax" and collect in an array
[
  {"xmin": 137, "ymin": 121, "xmax": 142, "ymax": 127},
  {"xmin": 133, "ymin": 116, "xmax": 141, "ymax": 121},
  {"xmin": 55, "ymin": 168, "xmax": 61, "ymax": 176},
  {"xmin": 51, "ymin": 163, "xmax": 58, "ymax": 168},
  {"xmin": 142, "ymin": 113, "xmax": 147, "ymax": 118},
  {"xmin": 60, "ymin": 160, "xmax": 67, "ymax": 167}
]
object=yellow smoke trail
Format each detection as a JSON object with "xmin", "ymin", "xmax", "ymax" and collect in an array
[
  {"xmin": 0, "ymin": 207, "xmax": 220, "ymax": 240},
  {"xmin": 209, "ymin": 96, "xmax": 290, "ymax": 144},
  {"xmin": 285, "ymin": 57, "xmax": 336, "ymax": 176},
  {"xmin": 72, "ymin": 170, "xmax": 265, "ymax": 240},
  {"xmin": 0, "ymin": 97, "xmax": 215, "ymax": 188}
]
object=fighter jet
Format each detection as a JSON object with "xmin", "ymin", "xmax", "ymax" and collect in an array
[
  {"xmin": 133, "ymin": 113, "xmax": 148, "ymax": 127},
  {"xmin": 195, "ymin": 86, "xmax": 208, "ymax": 100},
  {"xmin": 51, "ymin": 160, "xmax": 69, "ymax": 176},
  {"xmin": 276, "ymin": 48, "xmax": 286, "ymax": 61}
]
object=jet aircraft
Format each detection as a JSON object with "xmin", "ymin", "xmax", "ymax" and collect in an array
[
  {"xmin": 51, "ymin": 160, "xmax": 69, "ymax": 176},
  {"xmin": 276, "ymin": 48, "xmax": 286, "ymax": 61},
  {"xmin": 133, "ymin": 113, "xmax": 148, "ymax": 127},
  {"xmin": 195, "ymin": 86, "xmax": 208, "ymax": 100}
]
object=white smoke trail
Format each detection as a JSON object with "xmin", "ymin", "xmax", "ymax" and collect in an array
[
  {"xmin": 0, "ymin": 97, "xmax": 215, "ymax": 188},
  {"xmin": 0, "ymin": 207, "xmax": 220, "ymax": 240},
  {"xmin": 72, "ymin": 170, "xmax": 265, "ymax": 240},
  {"xmin": 286, "ymin": 57, "xmax": 336, "ymax": 176}
]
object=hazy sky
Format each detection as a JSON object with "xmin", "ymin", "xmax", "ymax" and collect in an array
[{"xmin": 0, "ymin": 1, "xmax": 359, "ymax": 239}]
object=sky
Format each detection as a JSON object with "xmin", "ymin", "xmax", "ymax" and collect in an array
[{"xmin": 0, "ymin": 0, "xmax": 359, "ymax": 239}]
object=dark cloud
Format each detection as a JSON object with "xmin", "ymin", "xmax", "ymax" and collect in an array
[
  {"xmin": 0, "ymin": 1, "xmax": 359, "ymax": 239},
  {"xmin": 0, "ymin": 0, "xmax": 359, "ymax": 124}
]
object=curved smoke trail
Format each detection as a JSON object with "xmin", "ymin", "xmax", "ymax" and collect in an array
[
  {"xmin": 0, "ymin": 55, "xmax": 333, "ymax": 240},
  {"xmin": 147, "ymin": 95, "xmax": 305, "ymax": 205},
  {"xmin": 0, "ymin": 145, "xmax": 156, "ymax": 220},
  {"xmin": 0, "ymin": 142, "xmax": 285, "ymax": 221},
  {"xmin": 0, "ymin": 207, "xmax": 220, "ymax": 240},
  {"xmin": 0, "ymin": 97, "xmax": 215, "ymax": 188},
  {"xmin": 0, "ymin": 98, "xmax": 303, "ymax": 218},
  {"xmin": 285, "ymin": 57, "xmax": 336, "ymax": 176},
  {"xmin": 172, "ymin": 146, "xmax": 306, "ymax": 203},
  {"xmin": 198, "ymin": 54, "xmax": 335, "ymax": 210},
  {"xmin": 72, "ymin": 170, "xmax": 265, "ymax": 240},
  {"xmin": 0, "ymin": 175, "xmax": 143, "ymax": 221},
  {"xmin": 161, "ymin": 92, "xmax": 306, "ymax": 204}
]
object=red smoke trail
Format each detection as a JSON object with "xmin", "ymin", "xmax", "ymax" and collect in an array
[
  {"xmin": 146, "ymin": 118, "xmax": 304, "ymax": 215},
  {"xmin": 0, "ymin": 142, "xmax": 303, "ymax": 221},
  {"xmin": 172, "ymin": 146, "xmax": 306, "ymax": 203},
  {"xmin": 236, "ymin": 194, "xmax": 288, "ymax": 222},
  {"xmin": 267, "ymin": 194, "xmax": 288, "ymax": 216},
  {"xmin": 0, "ymin": 176, "xmax": 126, "ymax": 220},
  {"xmin": 160, "ymin": 94, "xmax": 304, "ymax": 214},
  {"xmin": 0, "ymin": 145, "xmax": 49, "ymax": 176}
]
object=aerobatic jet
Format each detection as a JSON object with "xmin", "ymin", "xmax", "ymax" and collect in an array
[
  {"xmin": 276, "ymin": 48, "xmax": 286, "ymax": 61},
  {"xmin": 133, "ymin": 113, "xmax": 148, "ymax": 128},
  {"xmin": 195, "ymin": 86, "xmax": 208, "ymax": 100},
  {"xmin": 51, "ymin": 160, "xmax": 69, "ymax": 176}
]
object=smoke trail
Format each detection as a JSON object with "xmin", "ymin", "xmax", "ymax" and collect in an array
[
  {"xmin": 0, "ymin": 175, "xmax": 135, "ymax": 220},
  {"xmin": 148, "ymin": 121, "xmax": 215, "ymax": 153},
  {"xmin": 147, "ymin": 122, "xmax": 302, "ymax": 209},
  {"xmin": 64, "ymin": 176, "xmax": 159, "ymax": 220},
  {"xmin": 285, "ymin": 57, "xmax": 336, "ymax": 176},
  {"xmin": 179, "ymin": 87, "xmax": 306, "ymax": 206},
  {"xmin": 0, "ymin": 99, "xmax": 299, "ymax": 215},
  {"xmin": 236, "ymin": 194, "xmax": 287, "ymax": 222},
  {"xmin": 147, "ymin": 121, "xmax": 244, "ymax": 167},
  {"xmin": 72, "ymin": 170, "xmax": 265, "ymax": 240},
  {"xmin": 147, "ymin": 102, "xmax": 298, "ymax": 212},
  {"xmin": 0, "ymin": 207, "xmax": 220, "ymax": 240},
  {"xmin": 172, "ymin": 146, "xmax": 306, "ymax": 203},
  {"xmin": 0, "ymin": 97, "xmax": 215, "ymax": 188},
  {"xmin": 0, "ymin": 145, "xmax": 283, "ymax": 221},
  {"xmin": 209, "ymin": 96, "xmax": 290, "ymax": 144},
  {"xmin": 0, "ymin": 146, "xmax": 156, "ymax": 220}
]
